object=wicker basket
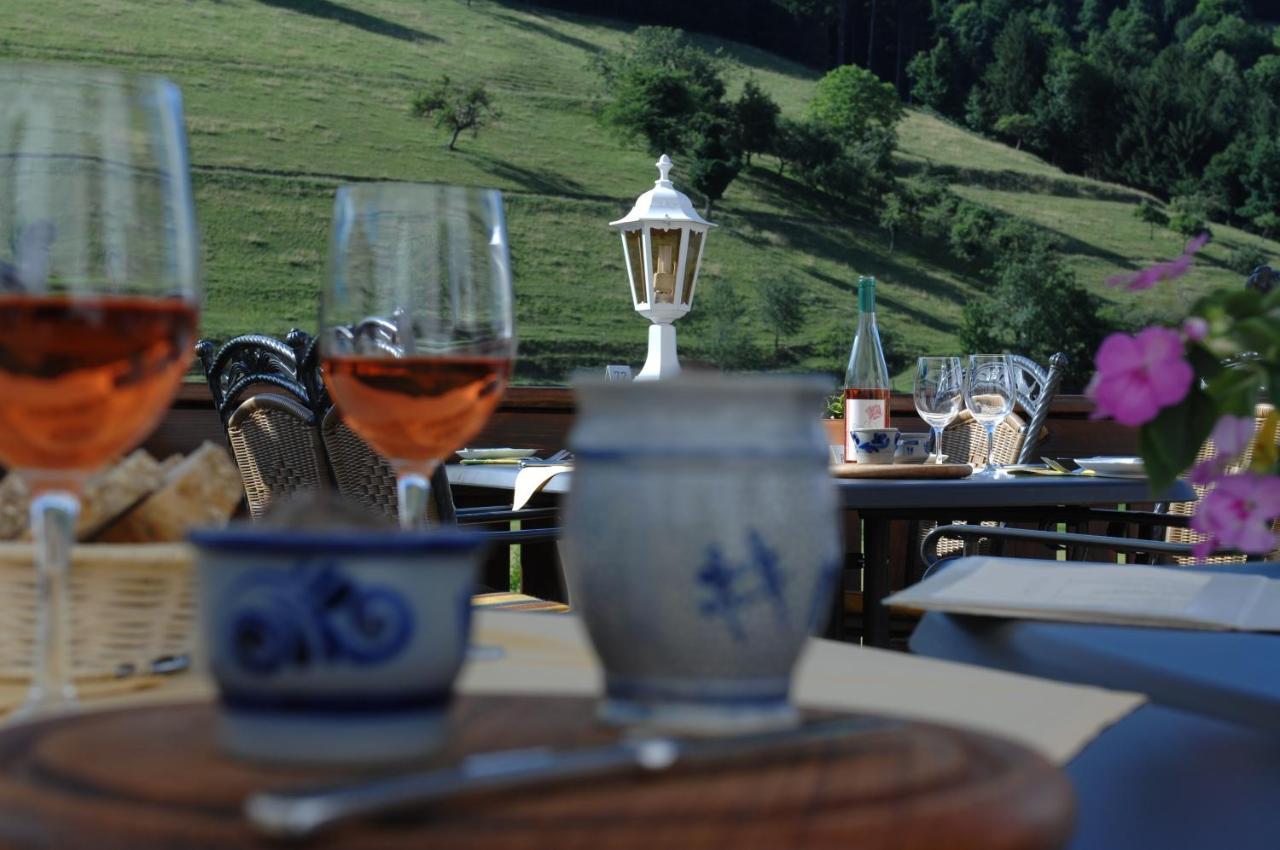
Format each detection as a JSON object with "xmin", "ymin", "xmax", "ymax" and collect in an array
[{"xmin": 0, "ymin": 544, "xmax": 196, "ymax": 682}]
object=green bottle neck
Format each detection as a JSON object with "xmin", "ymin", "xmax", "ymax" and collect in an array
[{"xmin": 857, "ymin": 278, "xmax": 876, "ymax": 313}]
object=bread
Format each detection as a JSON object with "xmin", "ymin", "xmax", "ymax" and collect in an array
[
  {"xmin": 10, "ymin": 450, "xmax": 165, "ymax": 542},
  {"xmin": 96, "ymin": 442, "xmax": 242, "ymax": 543}
]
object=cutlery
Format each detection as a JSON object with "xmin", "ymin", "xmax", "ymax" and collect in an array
[
  {"xmin": 1040, "ymin": 457, "xmax": 1077, "ymax": 474},
  {"xmin": 245, "ymin": 714, "xmax": 892, "ymax": 839}
]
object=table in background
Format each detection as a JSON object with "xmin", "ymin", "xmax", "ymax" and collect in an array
[
  {"xmin": 909, "ymin": 560, "xmax": 1280, "ymax": 850},
  {"xmin": 837, "ymin": 475, "xmax": 1195, "ymax": 646},
  {"xmin": 448, "ymin": 466, "xmax": 1194, "ymax": 646}
]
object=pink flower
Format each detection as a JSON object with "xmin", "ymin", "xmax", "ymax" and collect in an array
[
  {"xmin": 1107, "ymin": 232, "xmax": 1210, "ymax": 291},
  {"xmin": 1085, "ymin": 327, "xmax": 1194, "ymax": 426},
  {"xmin": 1211, "ymin": 415, "xmax": 1255, "ymax": 458},
  {"xmin": 1182, "ymin": 317, "xmax": 1208, "ymax": 341},
  {"xmin": 1190, "ymin": 473, "xmax": 1280, "ymax": 559}
]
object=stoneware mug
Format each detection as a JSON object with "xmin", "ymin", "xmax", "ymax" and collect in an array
[
  {"xmin": 851, "ymin": 427, "xmax": 899, "ymax": 464},
  {"xmin": 561, "ymin": 373, "xmax": 842, "ymax": 734},
  {"xmin": 190, "ymin": 527, "xmax": 488, "ymax": 765},
  {"xmin": 894, "ymin": 432, "xmax": 930, "ymax": 464}
]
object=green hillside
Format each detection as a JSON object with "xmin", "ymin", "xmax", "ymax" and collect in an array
[{"xmin": 4, "ymin": 0, "xmax": 1277, "ymax": 385}]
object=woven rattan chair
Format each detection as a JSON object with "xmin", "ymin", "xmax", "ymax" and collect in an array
[
  {"xmin": 225, "ymin": 395, "xmax": 328, "ymax": 520},
  {"xmin": 197, "ymin": 334, "xmax": 327, "ymax": 519},
  {"xmin": 200, "ymin": 330, "xmax": 561, "ymax": 561},
  {"xmin": 939, "ymin": 409, "xmax": 1027, "ymax": 467}
]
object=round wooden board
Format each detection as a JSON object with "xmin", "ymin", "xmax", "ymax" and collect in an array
[
  {"xmin": 0, "ymin": 697, "xmax": 1073, "ymax": 850},
  {"xmin": 831, "ymin": 462, "xmax": 973, "ymax": 479}
]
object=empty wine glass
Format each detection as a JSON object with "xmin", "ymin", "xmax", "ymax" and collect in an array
[
  {"xmin": 320, "ymin": 183, "xmax": 516, "ymax": 529},
  {"xmin": 913, "ymin": 357, "xmax": 963, "ymax": 463},
  {"xmin": 964, "ymin": 354, "xmax": 1015, "ymax": 475},
  {"xmin": 0, "ymin": 65, "xmax": 201, "ymax": 715}
]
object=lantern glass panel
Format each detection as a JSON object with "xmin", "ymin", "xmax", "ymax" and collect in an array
[
  {"xmin": 649, "ymin": 227, "xmax": 682, "ymax": 304},
  {"xmin": 624, "ymin": 229, "xmax": 646, "ymax": 304},
  {"xmin": 680, "ymin": 230, "xmax": 703, "ymax": 306}
]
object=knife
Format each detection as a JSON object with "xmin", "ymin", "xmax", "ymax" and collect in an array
[{"xmin": 245, "ymin": 714, "xmax": 893, "ymax": 839}]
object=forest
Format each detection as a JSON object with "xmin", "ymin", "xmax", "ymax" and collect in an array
[{"xmin": 534, "ymin": 0, "xmax": 1280, "ymax": 239}]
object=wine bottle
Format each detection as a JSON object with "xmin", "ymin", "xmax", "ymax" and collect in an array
[{"xmin": 843, "ymin": 276, "xmax": 891, "ymax": 461}]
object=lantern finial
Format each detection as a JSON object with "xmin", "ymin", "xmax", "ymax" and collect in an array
[{"xmin": 655, "ymin": 154, "xmax": 673, "ymax": 187}]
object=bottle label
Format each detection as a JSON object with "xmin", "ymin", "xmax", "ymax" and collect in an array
[{"xmin": 844, "ymin": 399, "xmax": 889, "ymax": 458}]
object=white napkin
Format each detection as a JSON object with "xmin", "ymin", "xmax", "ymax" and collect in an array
[{"xmin": 512, "ymin": 464, "xmax": 572, "ymax": 510}]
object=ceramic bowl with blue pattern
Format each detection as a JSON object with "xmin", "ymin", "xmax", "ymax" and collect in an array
[{"xmin": 189, "ymin": 527, "xmax": 488, "ymax": 765}]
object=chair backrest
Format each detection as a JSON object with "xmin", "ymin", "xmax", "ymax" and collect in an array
[
  {"xmin": 318, "ymin": 407, "xmax": 455, "ymax": 525},
  {"xmin": 1006, "ymin": 353, "xmax": 1067, "ymax": 465},
  {"xmin": 199, "ymin": 329, "xmax": 464, "ymax": 526},
  {"xmin": 226, "ymin": 394, "xmax": 328, "ymax": 519},
  {"xmin": 1166, "ymin": 403, "xmax": 1280, "ymax": 563},
  {"xmin": 940, "ymin": 409, "xmax": 1027, "ymax": 466},
  {"xmin": 196, "ymin": 334, "xmax": 310, "ymax": 424}
]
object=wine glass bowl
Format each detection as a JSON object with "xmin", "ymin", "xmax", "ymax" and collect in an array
[
  {"xmin": 0, "ymin": 64, "xmax": 201, "ymax": 715},
  {"xmin": 912, "ymin": 356, "xmax": 963, "ymax": 463},
  {"xmin": 320, "ymin": 183, "xmax": 516, "ymax": 529},
  {"xmin": 963, "ymin": 354, "xmax": 1015, "ymax": 475}
]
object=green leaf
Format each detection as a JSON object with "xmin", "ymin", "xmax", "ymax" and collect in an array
[
  {"xmin": 1139, "ymin": 386, "xmax": 1219, "ymax": 492},
  {"xmin": 1204, "ymin": 366, "xmax": 1260, "ymax": 416},
  {"xmin": 1230, "ymin": 317, "xmax": 1280, "ymax": 355},
  {"xmin": 1220, "ymin": 290, "xmax": 1264, "ymax": 320}
]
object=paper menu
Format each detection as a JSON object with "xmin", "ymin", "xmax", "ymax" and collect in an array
[{"xmin": 886, "ymin": 557, "xmax": 1280, "ymax": 631}]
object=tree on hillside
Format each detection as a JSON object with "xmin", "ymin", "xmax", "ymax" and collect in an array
[
  {"xmin": 877, "ymin": 191, "xmax": 912, "ymax": 251},
  {"xmin": 1134, "ymin": 199, "xmax": 1170, "ymax": 239},
  {"xmin": 733, "ymin": 77, "xmax": 780, "ymax": 166},
  {"xmin": 684, "ymin": 118, "xmax": 743, "ymax": 216},
  {"xmin": 960, "ymin": 236, "xmax": 1110, "ymax": 391},
  {"xmin": 690, "ymin": 280, "xmax": 762, "ymax": 371},
  {"xmin": 993, "ymin": 113, "xmax": 1037, "ymax": 150},
  {"xmin": 1168, "ymin": 194, "xmax": 1212, "ymax": 241},
  {"xmin": 807, "ymin": 64, "xmax": 903, "ymax": 141},
  {"xmin": 411, "ymin": 76, "xmax": 499, "ymax": 151},
  {"xmin": 979, "ymin": 12, "xmax": 1053, "ymax": 133},
  {"xmin": 756, "ymin": 277, "xmax": 806, "ymax": 356},
  {"xmin": 597, "ymin": 27, "xmax": 746, "ymax": 212}
]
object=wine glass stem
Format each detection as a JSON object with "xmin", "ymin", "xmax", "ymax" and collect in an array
[
  {"xmin": 397, "ymin": 470, "xmax": 433, "ymax": 530},
  {"xmin": 23, "ymin": 490, "xmax": 80, "ymax": 715},
  {"xmin": 985, "ymin": 423, "xmax": 996, "ymax": 471},
  {"xmin": 931, "ymin": 426, "xmax": 944, "ymax": 463}
]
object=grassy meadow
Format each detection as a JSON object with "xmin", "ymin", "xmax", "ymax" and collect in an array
[{"xmin": 4, "ymin": 0, "xmax": 1277, "ymax": 385}]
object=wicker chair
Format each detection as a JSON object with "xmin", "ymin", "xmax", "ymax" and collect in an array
[
  {"xmin": 199, "ymin": 329, "xmax": 560, "ymax": 547},
  {"xmin": 196, "ymin": 335, "xmax": 327, "ymax": 519}
]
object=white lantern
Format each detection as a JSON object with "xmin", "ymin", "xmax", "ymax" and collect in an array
[{"xmin": 609, "ymin": 154, "xmax": 715, "ymax": 381}]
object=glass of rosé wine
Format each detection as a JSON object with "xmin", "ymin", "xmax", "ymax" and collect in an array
[
  {"xmin": 320, "ymin": 183, "xmax": 515, "ymax": 529},
  {"xmin": 0, "ymin": 65, "xmax": 201, "ymax": 716}
]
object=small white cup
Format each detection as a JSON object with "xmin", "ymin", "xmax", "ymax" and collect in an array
[
  {"xmin": 851, "ymin": 428, "xmax": 899, "ymax": 464},
  {"xmin": 894, "ymin": 432, "xmax": 930, "ymax": 464}
]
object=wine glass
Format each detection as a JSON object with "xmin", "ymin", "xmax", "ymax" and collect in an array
[
  {"xmin": 964, "ymin": 354, "xmax": 1015, "ymax": 476},
  {"xmin": 0, "ymin": 65, "xmax": 201, "ymax": 715},
  {"xmin": 320, "ymin": 183, "xmax": 516, "ymax": 529},
  {"xmin": 913, "ymin": 357, "xmax": 963, "ymax": 463}
]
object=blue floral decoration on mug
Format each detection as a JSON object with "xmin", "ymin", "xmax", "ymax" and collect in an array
[
  {"xmin": 222, "ymin": 561, "xmax": 414, "ymax": 675},
  {"xmin": 853, "ymin": 431, "xmax": 893, "ymax": 453}
]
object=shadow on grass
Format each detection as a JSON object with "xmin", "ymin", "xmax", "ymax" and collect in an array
[
  {"xmin": 462, "ymin": 151, "xmax": 587, "ymax": 195},
  {"xmin": 489, "ymin": 9, "xmax": 604, "ymax": 55},
  {"xmin": 255, "ymin": 0, "xmax": 439, "ymax": 43},
  {"xmin": 807, "ymin": 268, "xmax": 960, "ymax": 332}
]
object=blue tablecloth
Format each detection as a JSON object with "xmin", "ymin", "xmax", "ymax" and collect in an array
[{"xmin": 910, "ymin": 561, "xmax": 1280, "ymax": 850}]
